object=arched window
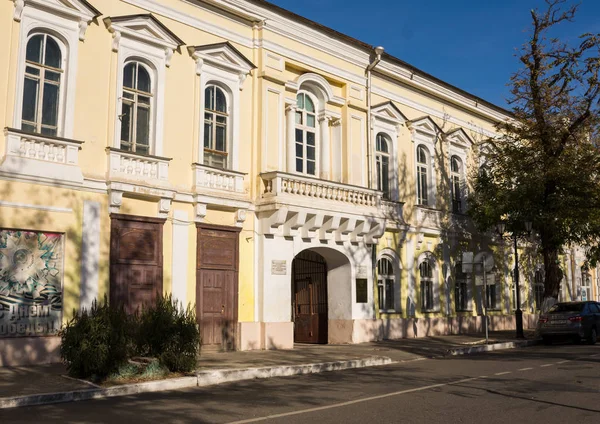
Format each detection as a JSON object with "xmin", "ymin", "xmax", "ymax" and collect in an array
[
  {"xmin": 376, "ymin": 134, "xmax": 391, "ymax": 199},
  {"xmin": 450, "ymin": 156, "xmax": 463, "ymax": 213},
  {"xmin": 22, "ymin": 34, "xmax": 63, "ymax": 136},
  {"xmin": 120, "ymin": 61, "xmax": 153, "ymax": 155},
  {"xmin": 419, "ymin": 260, "xmax": 434, "ymax": 311},
  {"xmin": 417, "ymin": 145, "xmax": 429, "ymax": 206},
  {"xmin": 295, "ymin": 92, "xmax": 317, "ymax": 176},
  {"xmin": 377, "ymin": 257, "xmax": 395, "ymax": 311},
  {"xmin": 455, "ymin": 262, "xmax": 469, "ymax": 311},
  {"xmin": 204, "ymin": 85, "xmax": 229, "ymax": 169}
]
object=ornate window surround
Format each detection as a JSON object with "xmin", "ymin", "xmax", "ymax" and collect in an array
[
  {"xmin": 11, "ymin": 0, "xmax": 100, "ymax": 139},
  {"xmin": 377, "ymin": 248, "xmax": 402, "ymax": 313},
  {"xmin": 371, "ymin": 101, "xmax": 406, "ymax": 201},
  {"xmin": 285, "ymin": 73, "xmax": 343, "ymax": 180},
  {"xmin": 445, "ymin": 128, "xmax": 473, "ymax": 213},
  {"xmin": 104, "ymin": 14, "xmax": 184, "ymax": 157},
  {"xmin": 409, "ymin": 117, "xmax": 442, "ymax": 208},
  {"xmin": 188, "ymin": 42, "xmax": 256, "ymax": 171}
]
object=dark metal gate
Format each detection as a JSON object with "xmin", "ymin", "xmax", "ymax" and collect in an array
[{"xmin": 292, "ymin": 250, "xmax": 328, "ymax": 344}]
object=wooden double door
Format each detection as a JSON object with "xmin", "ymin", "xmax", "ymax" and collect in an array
[
  {"xmin": 110, "ymin": 214, "xmax": 165, "ymax": 314},
  {"xmin": 196, "ymin": 224, "xmax": 241, "ymax": 351},
  {"xmin": 292, "ymin": 250, "xmax": 328, "ymax": 344}
]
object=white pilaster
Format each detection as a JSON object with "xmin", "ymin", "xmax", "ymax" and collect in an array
[
  {"xmin": 319, "ymin": 115, "xmax": 331, "ymax": 180},
  {"xmin": 171, "ymin": 210, "xmax": 189, "ymax": 307},
  {"xmin": 286, "ymin": 104, "xmax": 297, "ymax": 173},
  {"xmin": 80, "ymin": 201, "xmax": 100, "ymax": 310}
]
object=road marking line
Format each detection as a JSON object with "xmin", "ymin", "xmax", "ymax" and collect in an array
[
  {"xmin": 540, "ymin": 364, "xmax": 553, "ymax": 368},
  {"xmin": 226, "ymin": 376, "xmax": 482, "ymax": 424},
  {"xmin": 590, "ymin": 354, "xmax": 600, "ymax": 358},
  {"xmin": 518, "ymin": 367, "xmax": 533, "ymax": 371},
  {"xmin": 556, "ymin": 361, "xmax": 570, "ymax": 364},
  {"xmin": 494, "ymin": 372, "xmax": 511, "ymax": 376}
]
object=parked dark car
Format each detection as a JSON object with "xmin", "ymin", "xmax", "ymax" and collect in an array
[{"xmin": 538, "ymin": 301, "xmax": 600, "ymax": 345}]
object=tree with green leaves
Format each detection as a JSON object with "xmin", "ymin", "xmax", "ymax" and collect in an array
[{"xmin": 469, "ymin": 0, "xmax": 600, "ymax": 311}]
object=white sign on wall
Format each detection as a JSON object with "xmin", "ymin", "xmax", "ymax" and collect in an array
[
  {"xmin": 271, "ymin": 260, "xmax": 287, "ymax": 275},
  {"xmin": 356, "ymin": 265, "xmax": 368, "ymax": 279}
]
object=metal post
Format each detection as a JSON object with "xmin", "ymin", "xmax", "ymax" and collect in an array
[
  {"xmin": 483, "ymin": 253, "xmax": 488, "ymax": 344},
  {"xmin": 514, "ymin": 234, "xmax": 525, "ymax": 339}
]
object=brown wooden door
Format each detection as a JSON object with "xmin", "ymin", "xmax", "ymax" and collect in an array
[
  {"xmin": 110, "ymin": 214, "xmax": 165, "ymax": 314},
  {"xmin": 196, "ymin": 224, "xmax": 240, "ymax": 351},
  {"xmin": 292, "ymin": 250, "xmax": 328, "ymax": 344}
]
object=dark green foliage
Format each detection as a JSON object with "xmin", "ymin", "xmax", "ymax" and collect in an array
[
  {"xmin": 60, "ymin": 296, "xmax": 134, "ymax": 380},
  {"xmin": 136, "ymin": 295, "xmax": 200, "ymax": 373}
]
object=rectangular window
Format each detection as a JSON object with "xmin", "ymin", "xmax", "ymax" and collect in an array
[
  {"xmin": 356, "ymin": 279, "xmax": 368, "ymax": 303},
  {"xmin": 485, "ymin": 283, "xmax": 497, "ymax": 310},
  {"xmin": 378, "ymin": 279, "xmax": 395, "ymax": 311},
  {"xmin": 455, "ymin": 279, "xmax": 469, "ymax": 311},
  {"xmin": 417, "ymin": 166, "xmax": 428, "ymax": 205},
  {"xmin": 452, "ymin": 175, "xmax": 462, "ymax": 213}
]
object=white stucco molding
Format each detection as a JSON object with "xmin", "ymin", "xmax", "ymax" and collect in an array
[
  {"xmin": 104, "ymin": 14, "xmax": 184, "ymax": 67},
  {"xmin": 188, "ymin": 42, "xmax": 256, "ymax": 88},
  {"xmin": 285, "ymin": 73, "xmax": 345, "ymax": 107},
  {"xmin": 12, "ymin": 0, "xmax": 101, "ymax": 40},
  {"xmin": 108, "ymin": 181, "xmax": 175, "ymax": 217}
]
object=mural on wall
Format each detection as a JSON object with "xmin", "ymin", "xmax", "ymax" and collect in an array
[{"xmin": 0, "ymin": 230, "xmax": 63, "ymax": 337}]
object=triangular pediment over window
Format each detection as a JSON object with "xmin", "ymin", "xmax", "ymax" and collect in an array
[
  {"xmin": 372, "ymin": 101, "xmax": 408, "ymax": 125},
  {"xmin": 188, "ymin": 42, "xmax": 256, "ymax": 76},
  {"xmin": 104, "ymin": 14, "xmax": 185, "ymax": 54},
  {"xmin": 445, "ymin": 127, "xmax": 474, "ymax": 149},
  {"xmin": 408, "ymin": 116, "xmax": 443, "ymax": 137},
  {"xmin": 13, "ymin": 0, "xmax": 101, "ymax": 39}
]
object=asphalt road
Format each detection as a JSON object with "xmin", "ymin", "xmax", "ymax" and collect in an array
[{"xmin": 2, "ymin": 343, "xmax": 599, "ymax": 424}]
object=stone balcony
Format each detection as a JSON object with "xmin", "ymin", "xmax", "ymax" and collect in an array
[
  {"xmin": 414, "ymin": 206, "xmax": 443, "ymax": 231},
  {"xmin": 0, "ymin": 127, "xmax": 84, "ymax": 184},
  {"xmin": 193, "ymin": 163, "xmax": 246, "ymax": 197},
  {"xmin": 381, "ymin": 199, "xmax": 406, "ymax": 231},
  {"xmin": 259, "ymin": 171, "xmax": 382, "ymax": 215},
  {"xmin": 107, "ymin": 147, "xmax": 170, "ymax": 187}
]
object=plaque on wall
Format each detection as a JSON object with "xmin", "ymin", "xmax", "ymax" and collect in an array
[
  {"xmin": 0, "ymin": 229, "xmax": 64, "ymax": 337},
  {"xmin": 271, "ymin": 260, "xmax": 287, "ymax": 275},
  {"xmin": 356, "ymin": 279, "xmax": 368, "ymax": 303},
  {"xmin": 356, "ymin": 265, "xmax": 368, "ymax": 279}
]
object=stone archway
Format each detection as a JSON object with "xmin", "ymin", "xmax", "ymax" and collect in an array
[{"xmin": 291, "ymin": 247, "xmax": 352, "ymax": 344}]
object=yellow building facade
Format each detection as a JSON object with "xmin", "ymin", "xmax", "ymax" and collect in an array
[{"xmin": 0, "ymin": 0, "xmax": 596, "ymax": 366}]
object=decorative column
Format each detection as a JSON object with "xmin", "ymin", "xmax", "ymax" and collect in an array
[
  {"xmin": 319, "ymin": 115, "xmax": 331, "ymax": 180},
  {"xmin": 286, "ymin": 103, "xmax": 297, "ymax": 173},
  {"xmin": 331, "ymin": 119, "xmax": 342, "ymax": 182}
]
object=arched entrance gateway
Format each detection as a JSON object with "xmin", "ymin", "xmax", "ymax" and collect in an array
[{"xmin": 292, "ymin": 250, "xmax": 328, "ymax": 343}]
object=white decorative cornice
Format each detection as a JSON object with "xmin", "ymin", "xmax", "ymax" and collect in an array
[
  {"xmin": 407, "ymin": 116, "xmax": 444, "ymax": 139},
  {"xmin": 286, "ymin": 73, "xmax": 345, "ymax": 107},
  {"xmin": 13, "ymin": 0, "xmax": 100, "ymax": 40},
  {"xmin": 188, "ymin": 42, "xmax": 255, "ymax": 90},
  {"xmin": 445, "ymin": 128, "xmax": 474, "ymax": 150},
  {"xmin": 104, "ymin": 14, "xmax": 184, "ymax": 67}
]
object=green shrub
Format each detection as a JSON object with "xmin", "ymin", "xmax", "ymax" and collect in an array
[
  {"xmin": 136, "ymin": 295, "xmax": 200, "ymax": 373},
  {"xmin": 60, "ymin": 297, "xmax": 134, "ymax": 380}
]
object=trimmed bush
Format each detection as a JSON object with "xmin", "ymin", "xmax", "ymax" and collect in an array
[
  {"xmin": 136, "ymin": 295, "xmax": 200, "ymax": 373},
  {"xmin": 60, "ymin": 297, "xmax": 134, "ymax": 380}
]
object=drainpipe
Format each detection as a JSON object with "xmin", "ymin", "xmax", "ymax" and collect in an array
[{"xmin": 366, "ymin": 46, "xmax": 385, "ymax": 189}]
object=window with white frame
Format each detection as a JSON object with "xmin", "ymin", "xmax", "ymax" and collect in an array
[
  {"xmin": 295, "ymin": 92, "xmax": 317, "ymax": 175},
  {"xmin": 455, "ymin": 262, "xmax": 469, "ymax": 311},
  {"xmin": 417, "ymin": 145, "xmax": 429, "ymax": 206},
  {"xmin": 120, "ymin": 61, "xmax": 153, "ymax": 155},
  {"xmin": 581, "ymin": 268, "xmax": 592, "ymax": 301},
  {"xmin": 21, "ymin": 33, "xmax": 64, "ymax": 136},
  {"xmin": 376, "ymin": 133, "xmax": 391, "ymax": 199},
  {"xmin": 420, "ymin": 260, "xmax": 434, "ymax": 311},
  {"xmin": 377, "ymin": 257, "xmax": 395, "ymax": 311},
  {"xmin": 203, "ymin": 85, "xmax": 229, "ymax": 168},
  {"xmin": 450, "ymin": 155, "xmax": 463, "ymax": 213}
]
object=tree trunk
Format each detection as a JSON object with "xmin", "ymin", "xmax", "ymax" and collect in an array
[{"xmin": 542, "ymin": 247, "xmax": 562, "ymax": 313}]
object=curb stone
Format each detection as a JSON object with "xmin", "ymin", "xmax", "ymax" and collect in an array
[
  {"xmin": 0, "ymin": 357, "xmax": 392, "ymax": 410},
  {"xmin": 446, "ymin": 340, "xmax": 539, "ymax": 356}
]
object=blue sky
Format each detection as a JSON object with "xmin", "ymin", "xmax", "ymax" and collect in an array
[{"xmin": 268, "ymin": 0, "xmax": 600, "ymax": 109}]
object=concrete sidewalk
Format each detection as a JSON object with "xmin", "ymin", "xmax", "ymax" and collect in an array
[{"xmin": 0, "ymin": 330, "xmax": 536, "ymax": 408}]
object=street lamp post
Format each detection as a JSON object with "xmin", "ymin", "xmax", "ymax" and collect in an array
[{"xmin": 496, "ymin": 221, "xmax": 532, "ymax": 340}]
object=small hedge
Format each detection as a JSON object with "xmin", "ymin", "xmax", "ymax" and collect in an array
[
  {"xmin": 60, "ymin": 295, "xmax": 200, "ymax": 380},
  {"xmin": 136, "ymin": 295, "xmax": 200, "ymax": 373},
  {"xmin": 60, "ymin": 297, "xmax": 134, "ymax": 380}
]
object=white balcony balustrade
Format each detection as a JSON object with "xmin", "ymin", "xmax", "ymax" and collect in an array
[
  {"xmin": 193, "ymin": 163, "xmax": 245, "ymax": 194},
  {"xmin": 0, "ymin": 127, "xmax": 84, "ymax": 184},
  {"xmin": 260, "ymin": 171, "xmax": 382, "ymax": 213},
  {"xmin": 107, "ymin": 148, "xmax": 170, "ymax": 186}
]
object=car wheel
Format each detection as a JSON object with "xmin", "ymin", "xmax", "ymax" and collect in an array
[
  {"xmin": 542, "ymin": 336, "xmax": 553, "ymax": 345},
  {"xmin": 588, "ymin": 328, "xmax": 597, "ymax": 345}
]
